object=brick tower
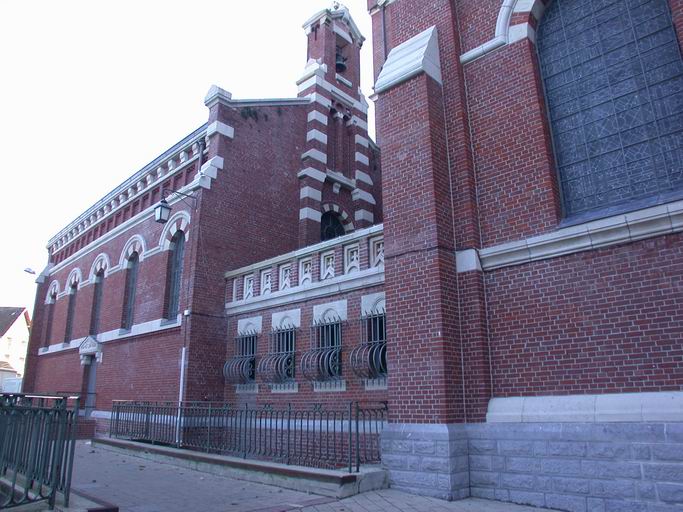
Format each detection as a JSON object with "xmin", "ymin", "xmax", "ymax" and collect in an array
[{"xmin": 296, "ymin": 3, "xmax": 378, "ymax": 247}]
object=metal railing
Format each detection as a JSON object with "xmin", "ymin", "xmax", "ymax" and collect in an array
[
  {"xmin": 0, "ymin": 393, "xmax": 80, "ymax": 509},
  {"xmin": 57, "ymin": 391, "xmax": 96, "ymax": 418},
  {"xmin": 110, "ymin": 401, "xmax": 386, "ymax": 472}
]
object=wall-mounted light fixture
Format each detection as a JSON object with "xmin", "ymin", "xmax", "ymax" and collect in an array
[{"xmin": 154, "ymin": 189, "xmax": 198, "ymax": 224}]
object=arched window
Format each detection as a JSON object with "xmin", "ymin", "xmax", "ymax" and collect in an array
[
  {"xmin": 165, "ymin": 231, "xmax": 185, "ymax": 320},
  {"xmin": 89, "ymin": 270, "xmax": 105, "ymax": 335},
  {"xmin": 44, "ymin": 293, "xmax": 56, "ymax": 347},
  {"xmin": 538, "ymin": 0, "xmax": 683, "ymax": 220},
  {"xmin": 320, "ymin": 211, "xmax": 346, "ymax": 241},
  {"xmin": 64, "ymin": 283, "xmax": 78, "ymax": 343},
  {"xmin": 121, "ymin": 252, "xmax": 139, "ymax": 330}
]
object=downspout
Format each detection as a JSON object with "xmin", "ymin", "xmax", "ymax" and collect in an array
[
  {"xmin": 176, "ymin": 137, "xmax": 206, "ymax": 445},
  {"xmin": 381, "ymin": 2, "xmax": 388, "ymax": 60},
  {"xmin": 175, "ymin": 346, "xmax": 187, "ymax": 446}
]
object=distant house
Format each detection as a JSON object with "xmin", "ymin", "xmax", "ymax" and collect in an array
[{"xmin": 0, "ymin": 307, "xmax": 30, "ymax": 391}]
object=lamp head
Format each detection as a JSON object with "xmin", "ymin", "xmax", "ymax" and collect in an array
[{"xmin": 154, "ymin": 198, "xmax": 172, "ymax": 224}]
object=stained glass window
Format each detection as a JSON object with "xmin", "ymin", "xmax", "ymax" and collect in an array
[
  {"xmin": 538, "ymin": 0, "xmax": 683, "ymax": 219},
  {"xmin": 122, "ymin": 253, "xmax": 139, "ymax": 329},
  {"xmin": 89, "ymin": 271, "xmax": 104, "ymax": 335},
  {"xmin": 166, "ymin": 232, "xmax": 185, "ymax": 319}
]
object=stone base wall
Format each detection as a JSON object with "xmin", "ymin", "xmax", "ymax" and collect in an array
[
  {"xmin": 467, "ymin": 422, "xmax": 683, "ymax": 511},
  {"xmin": 381, "ymin": 424, "xmax": 470, "ymax": 500},
  {"xmin": 383, "ymin": 422, "xmax": 683, "ymax": 510}
]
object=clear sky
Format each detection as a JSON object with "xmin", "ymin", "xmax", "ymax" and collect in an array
[{"xmin": 0, "ymin": 0, "xmax": 375, "ymax": 316}]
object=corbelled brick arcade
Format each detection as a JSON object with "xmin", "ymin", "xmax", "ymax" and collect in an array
[{"xmin": 24, "ymin": 1, "xmax": 683, "ymax": 509}]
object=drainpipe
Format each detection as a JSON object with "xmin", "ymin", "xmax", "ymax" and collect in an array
[
  {"xmin": 176, "ymin": 136, "xmax": 206, "ymax": 444},
  {"xmin": 175, "ymin": 346, "xmax": 186, "ymax": 446},
  {"xmin": 379, "ymin": 0, "xmax": 389, "ymax": 60}
]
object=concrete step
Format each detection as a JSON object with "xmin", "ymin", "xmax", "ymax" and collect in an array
[
  {"xmin": 54, "ymin": 489, "xmax": 118, "ymax": 512},
  {"xmin": 92, "ymin": 437, "xmax": 388, "ymax": 499},
  {"xmin": 0, "ymin": 477, "xmax": 117, "ymax": 512}
]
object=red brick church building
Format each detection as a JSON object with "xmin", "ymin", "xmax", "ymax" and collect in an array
[{"xmin": 25, "ymin": 1, "xmax": 683, "ymax": 509}]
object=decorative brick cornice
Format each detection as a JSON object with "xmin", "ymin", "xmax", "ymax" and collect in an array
[
  {"xmin": 205, "ymin": 84, "xmax": 310, "ymax": 109},
  {"xmin": 226, "ymin": 268, "xmax": 383, "ymax": 316},
  {"xmin": 225, "ymin": 224, "xmax": 383, "ymax": 279},
  {"xmin": 48, "ymin": 124, "xmax": 207, "ymax": 254}
]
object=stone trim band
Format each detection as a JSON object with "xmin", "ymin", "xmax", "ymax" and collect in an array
[{"xmin": 457, "ymin": 200, "xmax": 683, "ymax": 273}]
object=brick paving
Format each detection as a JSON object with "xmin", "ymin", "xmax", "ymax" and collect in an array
[{"xmin": 71, "ymin": 442, "xmax": 551, "ymax": 512}]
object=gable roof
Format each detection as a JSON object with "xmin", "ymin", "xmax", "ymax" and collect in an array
[
  {"xmin": 0, "ymin": 361, "xmax": 17, "ymax": 373},
  {"xmin": 0, "ymin": 308, "xmax": 26, "ymax": 338}
]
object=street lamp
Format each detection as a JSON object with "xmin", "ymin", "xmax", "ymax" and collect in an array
[
  {"xmin": 154, "ymin": 199, "xmax": 172, "ymax": 224},
  {"xmin": 154, "ymin": 189, "xmax": 198, "ymax": 224},
  {"xmin": 23, "ymin": 268, "xmax": 36, "ymax": 275}
]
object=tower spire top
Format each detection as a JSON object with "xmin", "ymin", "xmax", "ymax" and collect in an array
[{"xmin": 303, "ymin": 3, "xmax": 365, "ymax": 47}]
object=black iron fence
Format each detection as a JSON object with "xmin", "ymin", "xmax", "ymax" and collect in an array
[
  {"xmin": 110, "ymin": 401, "xmax": 386, "ymax": 472},
  {"xmin": 0, "ymin": 393, "xmax": 79, "ymax": 509}
]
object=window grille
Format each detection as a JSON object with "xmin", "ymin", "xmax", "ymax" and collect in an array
[
  {"xmin": 89, "ymin": 271, "xmax": 104, "ymax": 335},
  {"xmin": 64, "ymin": 285, "xmax": 78, "ymax": 343},
  {"xmin": 223, "ymin": 331, "xmax": 257, "ymax": 384},
  {"xmin": 121, "ymin": 253, "xmax": 139, "ymax": 330},
  {"xmin": 257, "ymin": 325, "xmax": 297, "ymax": 383},
  {"xmin": 166, "ymin": 232, "xmax": 185, "ymax": 319},
  {"xmin": 350, "ymin": 310, "xmax": 387, "ymax": 380},
  {"xmin": 302, "ymin": 317, "xmax": 343, "ymax": 381},
  {"xmin": 537, "ymin": 0, "xmax": 683, "ymax": 219}
]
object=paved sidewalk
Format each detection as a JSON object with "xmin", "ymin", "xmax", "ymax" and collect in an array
[{"xmin": 71, "ymin": 441, "xmax": 552, "ymax": 512}]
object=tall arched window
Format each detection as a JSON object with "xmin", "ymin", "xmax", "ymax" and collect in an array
[
  {"xmin": 64, "ymin": 283, "xmax": 78, "ymax": 343},
  {"xmin": 166, "ymin": 231, "xmax": 185, "ymax": 320},
  {"xmin": 89, "ymin": 270, "xmax": 105, "ymax": 335},
  {"xmin": 44, "ymin": 293, "xmax": 56, "ymax": 347},
  {"xmin": 121, "ymin": 253, "xmax": 139, "ymax": 330},
  {"xmin": 320, "ymin": 212, "xmax": 346, "ymax": 241},
  {"xmin": 538, "ymin": 0, "xmax": 683, "ymax": 220}
]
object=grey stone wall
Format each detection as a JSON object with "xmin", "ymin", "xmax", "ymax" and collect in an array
[
  {"xmin": 466, "ymin": 422, "xmax": 683, "ymax": 511},
  {"xmin": 382, "ymin": 422, "xmax": 683, "ymax": 510},
  {"xmin": 381, "ymin": 423, "xmax": 470, "ymax": 500}
]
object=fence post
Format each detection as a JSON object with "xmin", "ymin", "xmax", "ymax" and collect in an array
[
  {"xmin": 243, "ymin": 403, "xmax": 248, "ymax": 459},
  {"xmin": 348, "ymin": 402, "xmax": 352, "ymax": 473},
  {"xmin": 286, "ymin": 403, "xmax": 291, "ymax": 466},
  {"xmin": 111, "ymin": 404, "xmax": 118, "ymax": 438},
  {"xmin": 355, "ymin": 401, "xmax": 360, "ymax": 473},
  {"xmin": 63, "ymin": 396, "xmax": 80, "ymax": 508},
  {"xmin": 206, "ymin": 403, "xmax": 212, "ymax": 453},
  {"xmin": 145, "ymin": 406, "xmax": 151, "ymax": 440},
  {"xmin": 48, "ymin": 398, "xmax": 68, "ymax": 509}
]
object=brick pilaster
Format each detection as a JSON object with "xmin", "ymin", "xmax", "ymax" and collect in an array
[{"xmin": 378, "ymin": 72, "xmax": 464, "ymax": 424}]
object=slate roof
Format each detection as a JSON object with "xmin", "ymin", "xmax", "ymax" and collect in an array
[{"xmin": 0, "ymin": 307, "xmax": 26, "ymax": 338}]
